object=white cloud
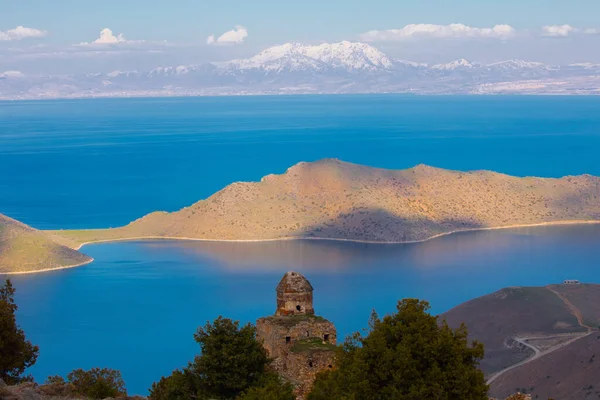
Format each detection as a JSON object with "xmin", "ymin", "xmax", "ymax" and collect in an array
[
  {"xmin": 79, "ymin": 28, "xmax": 142, "ymax": 45},
  {"xmin": 94, "ymin": 28, "xmax": 126, "ymax": 44},
  {"xmin": 0, "ymin": 70, "xmax": 24, "ymax": 78},
  {"xmin": 542, "ymin": 25, "xmax": 600, "ymax": 37},
  {"xmin": 360, "ymin": 23, "xmax": 517, "ymax": 42},
  {"xmin": 0, "ymin": 26, "xmax": 47, "ymax": 41},
  {"xmin": 207, "ymin": 26, "xmax": 248, "ymax": 45},
  {"xmin": 542, "ymin": 25, "xmax": 576, "ymax": 37}
]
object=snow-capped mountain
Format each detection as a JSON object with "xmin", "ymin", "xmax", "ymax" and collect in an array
[
  {"xmin": 3, "ymin": 42, "xmax": 600, "ymax": 99},
  {"xmin": 223, "ymin": 41, "xmax": 394, "ymax": 73},
  {"xmin": 431, "ymin": 59, "xmax": 479, "ymax": 70},
  {"xmin": 485, "ymin": 60, "xmax": 550, "ymax": 71}
]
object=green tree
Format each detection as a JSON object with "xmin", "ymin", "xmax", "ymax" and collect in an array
[
  {"xmin": 149, "ymin": 369, "xmax": 194, "ymax": 400},
  {"xmin": 66, "ymin": 368, "xmax": 127, "ymax": 399},
  {"xmin": 237, "ymin": 373, "xmax": 296, "ymax": 400},
  {"xmin": 149, "ymin": 316, "xmax": 272, "ymax": 400},
  {"xmin": 0, "ymin": 279, "xmax": 39, "ymax": 384},
  {"xmin": 309, "ymin": 299, "xmax": 488, "ymax": 400}
]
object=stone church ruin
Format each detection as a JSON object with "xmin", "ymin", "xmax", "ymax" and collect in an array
[{"xmin": 256, "ymin": 271, "xmax": 337, "ymax": 398}]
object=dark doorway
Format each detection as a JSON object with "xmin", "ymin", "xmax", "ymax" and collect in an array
[{"xmin": 286, "ymin": 336, "xmax": 291, "ymax": 344}]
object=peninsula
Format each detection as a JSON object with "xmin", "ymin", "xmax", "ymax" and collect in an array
[
  {"xmin": 0, "ymin": 214, "xmax": 92, "ymax": 274},
  {"xmin": 51, "ymin": 159, "xmax": 600, "ymax": 248}
]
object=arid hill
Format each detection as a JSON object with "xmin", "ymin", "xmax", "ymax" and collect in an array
[
  {"xmin": 0, "ymin": 214, "xmax": 92, "ymax": 274},
  {"xmin": 52, "ymin": 159, "xmax": 600, "ymax": 247},
  {"xmin": 443, "ymin": 284, "xmax": 600, "ymax": 400}
]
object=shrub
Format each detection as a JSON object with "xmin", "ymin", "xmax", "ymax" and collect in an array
[
  {"xmin": 60, "ymin": 367, "xmax": 127, "ymax": 399},
  {"xmin": 44, "ymin": 375, "xmax": 66, "ymax": 385},
  {"xmin": 149, "ymin": 369, "xmax": 193, "ymax": 400},
  {"xmin": 40, "ymin": 375, "xmax": 77, "ymax": 398},
  {"xmin": 236, "ymin": 373, "xmax": 295, "ymax": 400}
]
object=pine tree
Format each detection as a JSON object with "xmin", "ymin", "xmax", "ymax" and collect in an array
[{"xmin": 0, "ymin": 279, "xmax": 39, "ymax": 384}]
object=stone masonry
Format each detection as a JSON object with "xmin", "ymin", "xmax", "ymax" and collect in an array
[{"xmin": 256, "ymin": 271, "xmax": 337, "ymax": 399}]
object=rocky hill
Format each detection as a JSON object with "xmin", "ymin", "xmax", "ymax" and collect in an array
[
  {"xmin": 0, "ymin": 214, "xmax": 92, "ymax": 274},
  {"xmin": 443, "ymin": 284, "xmax": 600, "ymax": 400},
  {"xmin": 53, "ymin": 159, "xmax": 600, "ymax": 248}
]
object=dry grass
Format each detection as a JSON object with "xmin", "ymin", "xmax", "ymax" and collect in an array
[{"xmin": 0, "ymin": 214, "xmax": 92, "ymax": 274}]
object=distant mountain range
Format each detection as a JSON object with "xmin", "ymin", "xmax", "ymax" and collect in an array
[{"xmin": 2, "ymin": 41, "xmax": 600, "ymax": 99}]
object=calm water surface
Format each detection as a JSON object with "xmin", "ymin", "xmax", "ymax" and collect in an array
[
  {"xmin": 1, "ymin": 95, "xmax": 599, "ymax": 229},
  {"xmin": 1, "ymin": 95, "xmax": 600, "ymax": 394},
  {"xmin": 10, "ymin": 225, "xmax": 600, "ymax": 394}
]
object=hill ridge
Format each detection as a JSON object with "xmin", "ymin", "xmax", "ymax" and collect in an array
[{"xmin": 48, "ymin": 160, "xmax": 600, "ymax": 251}]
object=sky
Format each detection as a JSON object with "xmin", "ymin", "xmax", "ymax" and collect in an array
[{"xmin": 2, "ymin": 0, "xmax": 600, "ymax": 74}]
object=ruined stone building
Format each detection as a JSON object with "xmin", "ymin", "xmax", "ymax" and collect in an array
[{"xmin": 256, "ymin": 271, "xmax": 337, "ymax": 398}]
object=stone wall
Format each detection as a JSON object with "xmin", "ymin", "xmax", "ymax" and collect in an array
[
  {"xmin": 277, "ymin": 350, "xmax": 336, "ymax": 398},
  {"xmin": 256, "ymin": 315, "xmax": 336, "ymax": 359},
  {"xmin": 276, "ymin": 291, "xmax": 315, "ymax": 316},
  {"xmin": 256, "ymin": 314, "xmax": 337, "ymax": 399}
]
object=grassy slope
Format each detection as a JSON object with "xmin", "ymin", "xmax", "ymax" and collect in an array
[
  {"xmin": 441, "ymin": 286, "xmax": 586, "ymax": 375},
  {"xmin": 51, "ymin": 159, "xmax": 600, "ymax": 248},
  {"xmin": 0, "ymin": 214, "xmax": 92, "ymax": 274}
]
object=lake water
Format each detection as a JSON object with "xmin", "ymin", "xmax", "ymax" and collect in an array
[{"xmin": 1, "ymin": 95, "xmax": 600, "ymax": 394}]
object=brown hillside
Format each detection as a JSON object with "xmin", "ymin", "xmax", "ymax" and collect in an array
[
  {"xmin": 442, "ymin": 286, "xmax": 586, "ymax": 376},
  {"xmin": 52, "ymin": 159, "xmax": 600, "ymax": 247},
  {"xmin": 489, "ymin": 332, "xmax": 600, "ymax": 400},
  {"xmin": 549, "ymin": 284, "xmax": 600, "ymax": 329},
  {"xmin": 0, "ymin": 214, "xmax": 92, "ymax": 274}
]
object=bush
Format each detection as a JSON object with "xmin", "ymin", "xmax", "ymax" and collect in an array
[
  {"xmin": 236, "ymin": 373, "xmax": 295, "ymax": 400},
  {"xmin": 149, "ymin": 369, "xmax": 194, "ymax": 400},
  {"xmin": 0, "ymin": 279, "xmax": 39, "ymax": 385},
  {"xmin": 45, "ymin": 368, "xmax": 126, "ymax": 399},
  {"xmin": 149, "ymin": 316, "xmax": 272, "ymax": 400},
  {"xmin": 40, "ymin": 375, "xmax": 77, "ymax": 398},
  {"xmin": 308, "ymin": 299, "xmax": 489, "ymax": 400},
  {"xmin": 44, "ymin": 375, "xmax": 66, "ymax": 385}
]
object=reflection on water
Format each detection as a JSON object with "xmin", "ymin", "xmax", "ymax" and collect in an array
[{"xmin": 9, "ymin": 224, "xmax": 600, "ymax": 395}]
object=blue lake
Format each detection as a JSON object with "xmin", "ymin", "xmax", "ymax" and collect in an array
[
  {"xmin": 1, "ymin": 95, "xmax": 600, "ymax": 394},
  {"xmin": 10, "ymin": 225, "xmax": 600, "ymax": 394}
]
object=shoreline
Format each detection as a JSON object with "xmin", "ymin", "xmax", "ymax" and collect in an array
[
  {"xmin": 0, "ymin": 258, "xmax": 94, "ymax": 276},
  {"xmin": 70, "ymin": 219, "xmax": 600, "ymax": 250},
  {"xmin": 5, "ymin": 219, "xmax": 599, "ymax": 275}
]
